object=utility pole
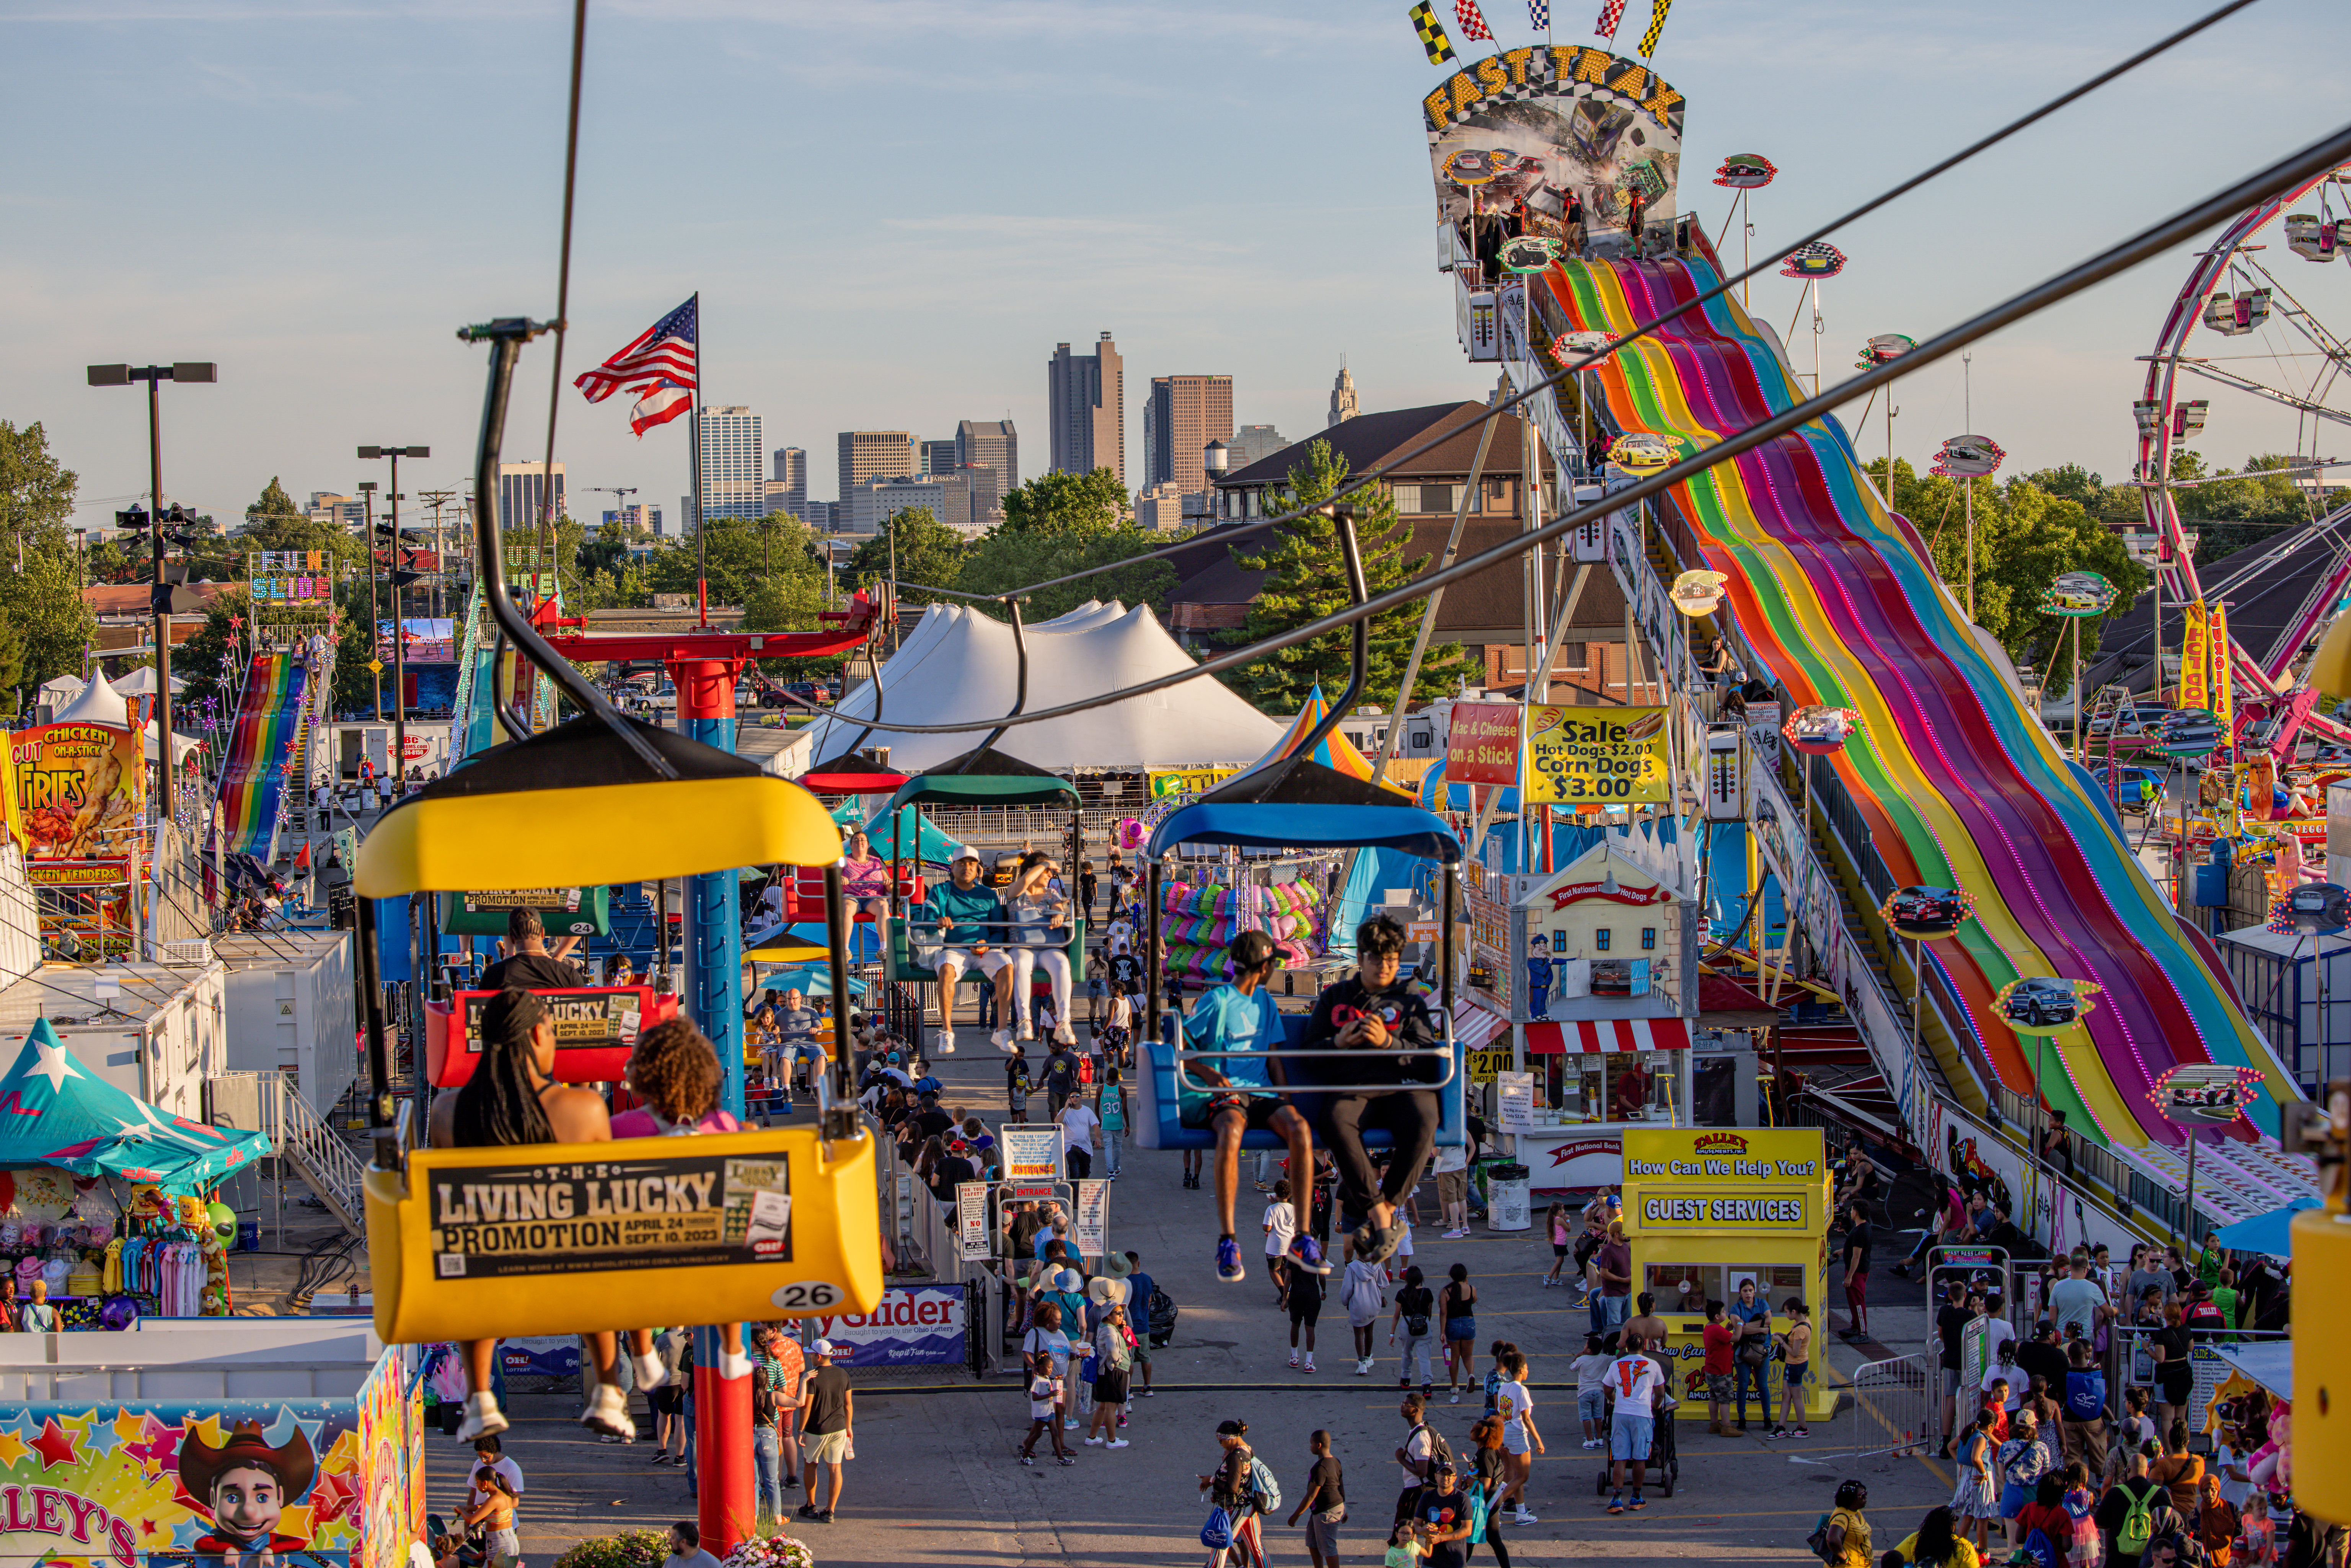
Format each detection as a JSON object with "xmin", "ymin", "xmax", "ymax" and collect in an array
[
  {"xmin": 359, "ymin": 446, "xmax": 430, "ymax": 787},
  {"xmin": 419, "ymin": 489, "xmax": 459, "ymax": 621}
]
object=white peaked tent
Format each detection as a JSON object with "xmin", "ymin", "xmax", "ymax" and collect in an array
[
  {"xmin": 800, "ymin": 599, "xmax": 1283, "ymax": 774},
  {"xmin": 51, "ymin": 668, "xmax": 129, "ymax": 727}
]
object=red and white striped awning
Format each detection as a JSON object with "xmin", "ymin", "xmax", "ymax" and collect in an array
[
  {"xmin": 1455, "ymin": 1005, "xmax": 1510, "ymax": 1049},
  {"xmin": 1524, "ymin": 1018, "xmax": 1691, "ymax": 1054}
]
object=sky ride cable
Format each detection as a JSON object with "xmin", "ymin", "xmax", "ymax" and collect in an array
[
  {"xmin": 885, "ymin": 0, "xmax": 2263, "ymax": 612},
  {"xmin": 861, "ymin": 118, "xmax": 2351, "ymax": 739}
]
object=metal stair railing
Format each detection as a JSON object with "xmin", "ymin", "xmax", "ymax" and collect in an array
[{"xmin": 257, "ymin": 1070, "xmax": 365, "ymax": 1236}]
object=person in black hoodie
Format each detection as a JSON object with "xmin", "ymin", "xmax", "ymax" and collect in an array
[{"xmin": 1299, "ymin": 916, "xmax": 1446, "ymax": 1264}]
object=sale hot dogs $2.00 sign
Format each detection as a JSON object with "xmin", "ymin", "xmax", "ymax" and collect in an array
[{"xmin": 1523, "ymin": 706, "xmax": 1669, "ymax": 805}]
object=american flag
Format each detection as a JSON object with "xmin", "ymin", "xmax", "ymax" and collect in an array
[
  {"xmin": 1455, "ymin": 0, "xmax": 1494, "ymax": 39},
  {"xmin": 574, "ymin": 295, "xmax": 697, "ymax": 438}
]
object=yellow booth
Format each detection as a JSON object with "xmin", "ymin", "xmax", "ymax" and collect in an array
[{"xmin": 1620, "ymin": 1126, "xmax": 1835, "ymax": 1423}]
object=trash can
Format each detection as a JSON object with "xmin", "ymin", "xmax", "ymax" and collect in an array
[
  {"xmin": 237, "ymin": 1220, "xmax": 261, "ymax": 1253},
  {"xmin": 1485, "ymin": 1163, "xmax": 1531, "ymax": 1232}
]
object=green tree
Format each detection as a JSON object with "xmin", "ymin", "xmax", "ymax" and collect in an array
[
  {"xmin": 0, "ymin": 420, "xmax": 78, "ymax": 565},
  {"xmin": 172, "ymin": 589, "xmax": 252, "ymax": 727},
  {"xmin": 1221, "ymin": 438, "xmax": 1468, "ymax": 712},
  {"xmin": 845, "ymin": 509, "xmax": 967, "ymax": 606},
  {"xmin": 0, "ymin": 620, "xmax": 25, "ymax": 717},
  {"xmin": 646, "ymin": 512, "xmax": 824, "ymax": 608},
  {"xmin": 0, "ymin": 547, "xmax": 95, "ymax": 704},
  {"xmin": 954, "ymin": 468, "xmax": 1171, "ymax": 620},
  {"xmin": 999, "ymin": 468, "xmax": 1132, "ymax": 536}
]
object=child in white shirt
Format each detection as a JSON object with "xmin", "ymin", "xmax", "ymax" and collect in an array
[{"xmin": 1264, "ymin": 1180, "xmax": 1298, "ymax": 1305}]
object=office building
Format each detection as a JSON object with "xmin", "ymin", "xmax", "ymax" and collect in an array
[
  {"xmin": 772, "ymin": 447, "xmax": 808, "ymax": 515},
  {"xmin": 1145, "ymin": 375, "xmax": 1234, "ymax": 495},
  {"xmin": 955, "ymin": 419, "xmax": 1018, "ymax": 519},
  {"xmin": 497, "ymin": 462, "xmax": 567, "ymax": 529},
  {"xmin": 838, "ymin": 431, "xmax": 920, "ymax": 501},
  {"xmin": 598, "ymin": 503, "xmax": 665, "ymax": 535},
  {"xmin": 696, "ymin": 407, "xmax": 764, "ymax": 521},
  {"xmin": 801, "ymin": 500, "xmax": 840, "ymax": 532},
  {"xmin": 1228, "ymin": 424, "xmax": 1288, "ymax": 473},
  {"xmin": 920, "ymin": 438, "xmax": 959, "ymax": 477},
  {"xmin": 1329, "ymin": 363, "xmax": 1360, "ymax": 426},
  {"xmin": 305, "ymin": 493, "xmax": 367, "ymax": 529},
  {"xmin": 849, "ymin": 472, "xmax": 976, "ymax": 536},
  {"xmin": 1047, "ymin": 333, "xmax": 1123, "ymax": 482},
  {"xmin": 1135, "ymin": 482, "xmax": 1190, "ymax": 533}
]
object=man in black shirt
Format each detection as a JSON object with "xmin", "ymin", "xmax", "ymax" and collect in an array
[
  {"xmin": 1935, "ymin": 1279, "xmax": 1974, "ymax": 1457},
  {"xmin": 1982, "ymin": 1200, "xmax": 2030, "ymax": 1258},
  {"xmin": 913, "ymin": 1092, "xmax": 955, "ymax": 1144},
  {"xmin": 2094, "ymin": 1449, "xmax": 2180, "ymax": 1568},
  {"xmin": 1287, "ymin": 1429, "xmax": 1345, "ymax": 1568},
  {"xmin": 480, "ymin": 908, "xmax": 589, "ymax": 991},
  {"xmin": 1039, "ymin": 1042, "xmax": 1079, "ymax": 1116},
  {"xmin": 2015, "ymin": 1318, "xmax": 2069, "ymax": 1403},
  {"xmin": 795, "ymin": 1340, "xmax": 853, "ymax": 1523},
  {"xmin": 1301, "ymin": 916, "xmax": 1446, "ymax": 1263},
  {"xmin": 1840, "ymin": 1202, "xmax": 1873, "ymax": 1341}
]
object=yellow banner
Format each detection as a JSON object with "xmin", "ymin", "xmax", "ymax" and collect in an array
[
  {"xmin": 1147, "ymin": 767, "xmax": 1237, "ymax": 800},
  {"xmin": 1622, "ymin": 1127, "xmax": 1826, "ymax": 1183},
  {"xmin": 2209, "ymin": 599, "xmax": 2232, "ymax": 730},
  {"xmin": 1523, "ymin": 706, "xmax": 1669, "ymax": 805},
  {"xmin": 2180, "ymin": 601, "xmax": 2209, "ymax": 714}
]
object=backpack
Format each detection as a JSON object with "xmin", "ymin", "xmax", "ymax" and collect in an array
[
  {"xmin": 2116, "ymin": 1480, "xmax": 2159, "ymax": 1557},
  {"xmin": 1149, "ymin": 1286, "xmax": 1178, "ymax": 1348},
  {"xmin": 1409, "ymin": 1423, "xmax": 1454, "ymax": 1480},
  {"xmin": 2019, "ymin": 1526, "xmax": 2061, "ymax": 1568},
  {"xmin": 1402, "ymin": 1288, "xmax": 1433, "ymax": 1338},
  {"xmin": 1247, "ymin": 1456, "xmax": 1283, "ymax": 1515}
]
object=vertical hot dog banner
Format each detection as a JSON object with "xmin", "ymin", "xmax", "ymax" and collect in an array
[{"xmin": 1522, "ymin": 706, "xmax": 1670, "ymax": 804}]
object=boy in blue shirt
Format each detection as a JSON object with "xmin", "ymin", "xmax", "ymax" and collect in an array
[
  {"xmin": 913, "ymin": 845, "xmax": 1009, "ymax": 1053},
  {"xmin": 1183, "ymin": 930, "xmax": 1327, "ymax": 1286}
]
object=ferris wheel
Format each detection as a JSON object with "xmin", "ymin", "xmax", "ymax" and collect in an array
[{"xmin": 2137, "ymin": 163, "xmax": 2351, "ymax": 726}]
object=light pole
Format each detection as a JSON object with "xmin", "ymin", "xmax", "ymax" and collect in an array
[
  {"xmin": 85, "ymin": 360, "xmax": 215, "ymax": 810},
  {"xmin": 360, "ymin": 446, "xmax": 430, "ymax": 788}
]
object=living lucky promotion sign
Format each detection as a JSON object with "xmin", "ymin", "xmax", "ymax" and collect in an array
[
  {"xmin": 1446, "ymin": 702, "xmax": 1522, "ymax": 786},
  {"xmin": 429, "ymin": 1150, "xmax": 792, "ymax": 1279},
  {"xmin": 805, "ymin": 1285, "xmax": 967, "ymax": 1369},
  {"xmin": 1523, "ymin": 706, "xmax": 1669, "ymax": 804}
]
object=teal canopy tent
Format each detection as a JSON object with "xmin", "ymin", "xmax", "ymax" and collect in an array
[{"xmin": 0, "ymin": 1018, "xmax": 271, "ymax": 1194}]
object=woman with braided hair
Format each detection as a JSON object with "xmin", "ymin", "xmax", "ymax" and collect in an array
[{"xmin": 429, "ymin": 988, "xmax": 625, "ymax": 1442}]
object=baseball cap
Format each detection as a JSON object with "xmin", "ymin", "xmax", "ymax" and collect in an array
[
  {"xmin": 951, "ymin": 844, "xmax": 982, "ymax": 865},
  {"xmin": 812, "ymin": 1338, "xmax": 837, "ymax": 1356},
  {"xmin": 1229, "ymin": 930, "xmax": 1278, "ymax": 970}
]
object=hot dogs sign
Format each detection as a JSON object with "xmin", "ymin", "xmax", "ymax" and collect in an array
[{"xmin": 1522, "ymin": 706, "xmax": 1669, "ymax": 805}]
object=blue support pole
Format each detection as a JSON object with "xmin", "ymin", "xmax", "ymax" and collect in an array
[{"xmin": 674, "ymin": 657, "xmax": 747, "ymax": 1119}]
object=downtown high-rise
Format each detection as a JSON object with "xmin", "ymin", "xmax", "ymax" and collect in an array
[{"xmin": 1047, "ymin": 333, "xmax": 1123, "ymax": 482}]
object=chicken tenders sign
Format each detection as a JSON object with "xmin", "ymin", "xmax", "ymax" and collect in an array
[{"xmin": 13, "ymin": 722, "xmax": 143, "ymax": 861}]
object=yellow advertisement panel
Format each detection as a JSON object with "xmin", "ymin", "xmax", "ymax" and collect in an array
[
  {"xmin": 2180, "ymin": 601, "xmax": 2209, "ymax": 714},
  {"xmin": 10, "ymin": 722, "xmax": 145, "ymax": 861},
  {"xmin": 1147, "ymin": 767, "xmax": 1237, "ymax": 800},
  {"xmin": 1621, "ymin": 1126, "xmax": 1827, "ymax": 1185},
  {"xmin": 1523, "ymin": 706, "xmax": 1668, "ymax": 805},
  {"xmin": 2209, "ymin": 599, "xmax": 2232, "ymax": 730}
]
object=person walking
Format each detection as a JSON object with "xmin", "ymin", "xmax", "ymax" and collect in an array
[
  {"xmin": 1463, "ymin": 1418, "xmax": 1515, "ymax": 1568},
  {"xmin": 1288, "ymin": 1249, "xmax": 1325, "ymax": 1372},
  {"xmin": 1058, "ymin": 1088, "xmax": 1100, "ymax": 1180},
  {"xmin": 1344, "ymin": 1238, "xmax": 1387, "ymax": 1375},
  {"xmin": 1017, "ymin": 1348, "xmax": 1074, "ymax": 1467},
  {"xmin": 1265, "ymin": 1179, "xmax": 1300, "ymax": 1306},
  {"xmin": 1005, "ymin": 1045, "xmax": 1032, "ymax": 1125},
  {"xmin": 1201, "ymin": 1419, "xmax": 1262, "ymax": 1568},
  {"xmin": 1950, "ymin": 1406, "xmax": 2002, "ymax": 1555},
  {"xmin": 1392, "ymin": 1266, "xmax": 1437, "ymax": 1398},
  {"xmin": 1440, "ymin": 1264, "xmax": 1480, "ymax": 1402},
  {"xmin": 1288, "ymin": 1428, "xmax": 1348, "ymax": 1568},
  {"xmin": 794, "ymin": 1339, "xmax": 853, "ymax": 1523},
  {"xmin": 1774, "ymin": 1299, "xmax": 1814, "ymax": 1438},
  {"xmin": 1822, "ymin": 1479, "xmax": 1872, "ymax": 1568},
  {"xmin": 1604, "ymin": 1335, "xmax": 1664, "ymax": 1514},
  {"xmin": 1542, "ymin": 1203, "xmax": 1573, "ymax": 1289},
  {"xmin": 1098, "ymin": 1067, "xmax": 1128, "ymax": 1179},
  {"xmin": 1492, "ymin": 1348, "xmax": 1540, "ymax": 1527}
]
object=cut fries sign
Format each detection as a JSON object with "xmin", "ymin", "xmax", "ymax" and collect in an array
[{"xmin": 1523, "ymin": 706, "xmax": 1670, "ymax": 804}]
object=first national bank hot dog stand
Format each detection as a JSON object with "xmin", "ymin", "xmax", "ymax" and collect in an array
[{"xmin": 1621, "ymin": 1126, "xmax": 1836, "ymax": 1423}]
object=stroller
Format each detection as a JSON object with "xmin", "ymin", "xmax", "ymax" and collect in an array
[{"xmin": 1592, "ymin": 1393, "xmax": 1680, "ymax": 1499}]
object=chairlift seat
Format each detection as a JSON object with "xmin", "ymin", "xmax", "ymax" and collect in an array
[{"xmin": 1130, "ymin": 1012, "xmax": 1466, "ymax": 1151}]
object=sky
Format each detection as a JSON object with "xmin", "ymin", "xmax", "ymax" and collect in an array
[{"xmin": 5, "ymin": 0, "xmax": 2351, "ymax": 535}]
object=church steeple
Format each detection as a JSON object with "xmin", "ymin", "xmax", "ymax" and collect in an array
[{"xmin": 1328, "ymin": 361, "xmax": 1359, "ymax": 427}]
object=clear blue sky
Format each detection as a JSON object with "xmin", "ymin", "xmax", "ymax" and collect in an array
[{"xmin": 5, "ymin": 0, "xmax": 2348, "ymax": 531}]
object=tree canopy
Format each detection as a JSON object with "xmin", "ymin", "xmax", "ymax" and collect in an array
[
  {"xmin": 0, "ymin": 422, "xmax": 92, "ymax": 705},
  {"xmin": 956, "ymin": 469, "xmax": 1170, "ymax": 622},
  {"xmin": 844, "ymin": 509, "xmax": 967, "ymax": 607}
]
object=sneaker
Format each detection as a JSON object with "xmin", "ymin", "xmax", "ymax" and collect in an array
[
  {"xmin": 937, "ymin": 1033, "xmax": 955, "ymax": 1054},
  {"xmin": 812, "ymin": 1510, "xmax": 834, "ymax": 1523},
  {"xmin": 1449, "ymin": 1392, "xmax": 1462, "ymax": 1405},
  {"xmin": 633, "ymin": 1350, "xmax": 669, "ymax": 1390},
  {"xmin": 1054, "ymin": 1023, "xmax": 1078, "ymax": 1046},
  {"xmin": 1288, "ymin": 1355, "xmax": 1300, "ymax": 1370},
  {"xmin": 1627, "ymin": 1494, "xmax": 1646, "ymax": 1511},
  {"xmin": 798, "ymin": 1503, "xmax": 823, "ymax": 1517},
  {"xmin": 1018, "ymin": 1453, "xmax": 1035, "ymax": 1467},
  {"xmin": 991, "ymin": 1027, "xmax": 1013, "ymax": 1050},
  {"xmin": 1063, "ymin": 1417, "xmax": 1078, "ymax": 1430},
  {"xmin": 580, "ymin": 1382, "xmax": 633, "ymax": 1441},
  {"xmin": 1513, "ymin": 1508, "xmax": 1538, "ymax": 1526},
  {"xmin": 1287, "ymin": 1234, "xmax": 1331, "ymax": 1276},
  {"xmin": 1216, "ymin": 1235, "xmax": 1246, "ymax": 1284},
  {"xmin": 1302, "ymin": 1358, "xmax": 1315, "ymax": 1373},
  {"xmin": 782, "ymin": 1475, "xmax": 800, "ymax": 1490},
  {"xmin": 1084, "ymin": 1436, "xmax": 1105, "ymax": 1446},
  {"xmin": 1582, "ymin": 1438, "xmax": 1601, "ymax": 1450},
  {"xmin": 457, "ymin": 1392, "xmax": 508, "ymax": 1442},
  {"xmin": 1107, "ymin": 1438, "xmax": 1130, "ymax": 1449},
  {"xmin": 1443, "ymin": 1227, "xmax": 1470, "ymax": 1239},
  {"xmin": 1793, "ymin": 1426, "xmax": 1810, "ymax": 1438},
  {"xmin": 1142, "ymin": 1389, "xmax": 1154, "ymax": 1397},
  {"xmin": 1356, "ymin": 1358, "xmax": 1372, "ymax": 1375},
  {"xmin": 1056, "ymin": 1455, "xmax": 1078, "ymax": 1467},
  {"xmin": 717, "ymin": 1347, "xmax": 753, "ymax": 1381},
  {"xmin": 650, "ymin": 1452, "xmax": 672, "ymax": 1465},
  {"xmin": 1608, "ymin": 1494, "xmax": 1625, "ymax": 1515}
]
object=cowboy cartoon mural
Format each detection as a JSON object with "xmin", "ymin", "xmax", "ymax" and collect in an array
[{"xmin": 179, "ymin": 1420, "xmax": 316, "ymax": 1555}]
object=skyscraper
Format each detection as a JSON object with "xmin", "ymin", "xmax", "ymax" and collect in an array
[
  {"xmin": 838, "ymin": 431, "xmax": 920, "ymax": 502},
  {"xmin": 920, "ymin": 438, "xmax": 959, "ymax": 477},
  {"xmin": 1047, "ymin": 333, "xmax": 1123, "ymax": 482},
  {"xmin": 955, "ymin": 419, "xmax": 1017, "ymax": 520},
  {"xmin": 697, "ymin": 407, "xmax": 764, "ymax": 521},
  {"xmin": 1145, "ymin": 375, "xmax": 1235, "ymax": 494},
  {"xmin": 1228, "ymin": 424, "xmax": 1288, "ymax": 472},
  {"xmin": 772, "ymin": 447, "xmax": 808, "ymax": 515},
  {"xmin": 1329, "ymin": 363, "xmax": 1360, "ymax": 427},
  {"xmin": 497, "ymin": 462, "xmax": 566, "ymax": 529}
]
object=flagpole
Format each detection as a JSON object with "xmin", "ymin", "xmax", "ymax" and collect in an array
[{"xmin": 691, "ymin": 290, "xmax": 707, "ymax": 628}]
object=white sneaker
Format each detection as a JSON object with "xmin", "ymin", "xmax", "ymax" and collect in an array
[
  {"xmin": 580, "ymin": 1382, "xmax": 633, "ymax": 1441},
  {"xmin": 1053, "ymin": 1023, "xmax": 1078, "ymax": 1045},
  {"xmin": 991, "ymin": 1027, "xmax": 1013, "ymax": 1049},
  {"xmin": 936, "ymin": 1030, "xmax": 955, "ymax": 1053},
  {"xmin": 1084, "ymin": 1436, "xmax": 1105, "ymax": 1446},
  {"xmin": 1513, "ymin": 1508, "xmax": 1538, "ymax": 1526},
  {"xmin": 633, "ymin": 1351, "xmax": 668, "ymax": 1390},
  {"xmin": 1107, "ymin": 1438, "xmax": 1130, "ymax": 1449},
  {"xmin": 1017, "ymin": 1023, "xmax": 1035, "ymax": 1042},
  {"xmin": 717, "ymin": 1348, "xmax": 753, "ymax": 1380},
  {"xmin": 457, "ymin": 1392, "xmax": 508, "ymax": 1441}
]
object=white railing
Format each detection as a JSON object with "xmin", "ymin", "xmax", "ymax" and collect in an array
[{"xmin": 218, "ymin": 1070, "xmax": 364, "ymax": 1236}]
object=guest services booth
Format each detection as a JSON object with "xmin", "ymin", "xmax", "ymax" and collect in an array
[{"xmin": 1620, "ymin": 1126, "xmax": 1836, "ymax": 1423}]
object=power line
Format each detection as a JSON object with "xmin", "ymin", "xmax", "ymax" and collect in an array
[{"xmin": 854, "ymin": 119, "xmax": 2351, "ymax": 737}]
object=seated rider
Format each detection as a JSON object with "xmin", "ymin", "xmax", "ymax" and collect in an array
[
  {"xmin": 1299, "ymin": 915, "xmax": 1446, "ymax": 1264},
  {"xmin": 429, "ymin": 989, "xmax": 631, "ymax": 1441},
  {"xmin": 1005, "ymin": 850, "xmax": 1078, "ymax": 1048},
  {"xmin": 1182, "ymin": 930, "xmax": 1326, "ymax": 1286},
  {"xmin": 913, "ymin": 845, "xmax": 1009, "ymax": 1054},
  {"xmin": 840, "ymin": 828, "xmax": 893, "ymax": 922}
]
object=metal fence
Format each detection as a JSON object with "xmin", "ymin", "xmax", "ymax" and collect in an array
[{"xmin": 1851, "ymin": 1352, "xmax": 1937, "ymax": 1461}]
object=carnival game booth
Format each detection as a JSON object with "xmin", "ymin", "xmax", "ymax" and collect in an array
[{"xmin": 1619, "ymin": 1126, "xmax": 1835, "ymax": 1423}]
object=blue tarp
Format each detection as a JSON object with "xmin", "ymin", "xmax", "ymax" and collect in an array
[
  {"xmin": 834, "ymin": 802, "xmax": 957, "ymax": 865},
  {"xmin": 0, "ymin": 1017, "xmax": 272, "ymax": 1194}
]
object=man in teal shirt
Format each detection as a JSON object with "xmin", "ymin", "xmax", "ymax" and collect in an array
[
  {"xmin": 915, "ymin": 845, "xmax": 1008, "ymax": 1053},
  {"xmin": 1184, "ymin": 931, "xmax": 1325, "ymax": 1286}
]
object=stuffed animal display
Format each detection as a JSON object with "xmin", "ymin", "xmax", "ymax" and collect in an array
[{"xmin": 1159, "ymin": 878, "xmax": 1323, "ymax": 980}]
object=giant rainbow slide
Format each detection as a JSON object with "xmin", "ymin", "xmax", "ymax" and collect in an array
[
  {"xmin": 1543, "ymin": 252, "xmax": 2299, "ymax": 1154},
  {"xmin": 215, "ymin": 649, "xmax": 311, "ymax": 859}
]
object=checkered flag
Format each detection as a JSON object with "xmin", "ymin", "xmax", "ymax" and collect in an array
[
  {"xmin": 1593, "ymin": 0, "xmax": 1626, "ymax": 40},
  {"xmin": 1409, "ymin": 1, "xmax": 1458, "ymax": 63},
  {"xmin": 1455, "ymin": 0, "xmax": 1495, "ymax": 39},
  {"xmin": 1635, "ymin": 0, "xmax": 1673, "ymax": 55},
  {"xmin": 1529, "ymin": 0, "xmax": 1551, "ymax": 27}
]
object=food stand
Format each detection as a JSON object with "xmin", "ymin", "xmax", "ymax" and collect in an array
[{"xmin": 1619, "ymin": 1126, "xmax": 1835, "ymax": 1423}]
